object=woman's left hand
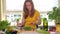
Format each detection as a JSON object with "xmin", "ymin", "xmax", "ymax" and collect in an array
[{"xmin": 31, "ymin": 22, "xmax": 36, "ymax": 25}]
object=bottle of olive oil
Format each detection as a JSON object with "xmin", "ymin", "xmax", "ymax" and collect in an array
[{"xmin": 43, "ymin": 18, "xmax": 48, "ymax": 31}]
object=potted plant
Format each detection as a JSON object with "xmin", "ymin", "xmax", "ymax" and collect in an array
[
  {"xmin": 0, "ymin": 20, "xmax": 10, "ymax": 34},
  {"xmin": 47, "ymin": 7, "xmax": 60, "ymax": 32},
  {"xmin": 47, "ymin": 7, "xmax": 60, "ymax": 24},
  {"xmin": 0, "ymin": 20, "xmax": 10, "ymax": 30}
]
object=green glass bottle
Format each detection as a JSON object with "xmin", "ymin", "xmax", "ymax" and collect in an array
[{"xmin": 43, "ymin": 18, "xmax": 48, "ymax": 31}]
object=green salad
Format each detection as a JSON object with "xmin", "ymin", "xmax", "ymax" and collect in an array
[
  {"xmin": 23, "ymin": 27, "xmax": 32, "ymax": 31},
  {"xmin": 36, "ymin": 29, "xmax": 50, "ymax": 34}
]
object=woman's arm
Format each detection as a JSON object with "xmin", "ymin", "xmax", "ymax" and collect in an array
[
  {"xmin": 37, "ymin": 16, "xmax": 41, "ymax": 25},
  {"xmin": 22, "ymin": 18, "xmax": 25, "ymax": 25},
  {"xmin": 31, "ymin": 16, "xmax": 41, "ymax": 25},
  {"xmin": 22, "ymin": 12, "xmax": 26, "ymax": 26}
]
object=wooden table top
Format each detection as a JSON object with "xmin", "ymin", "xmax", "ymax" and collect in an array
[{"xmin": 19, "ymin": 31, "xmax": 40, "ymax": 34}]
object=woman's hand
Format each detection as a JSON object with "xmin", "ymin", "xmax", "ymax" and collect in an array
[
  {"xmin": 31, "ymin": 22, "xmax": 36, "ymax": 25},
  {"xmin": 22, "ymin": 18, "xmax": 26, "ymax": 26},
  {"xmin": 17, "ymin": 23, "xmax": 23, "ymax": 26},
  {"xmin": 37, "ymin": 16, "xmax": 41, "ymax": 25}
]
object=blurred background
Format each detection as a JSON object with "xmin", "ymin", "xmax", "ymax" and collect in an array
[
  {"xmin": 0, "ymin": 0, "xmax": 60, "ymax": 34},
  {"xmin": 0, "ymin": 0, "xmax": 58, "ymax": 26}
]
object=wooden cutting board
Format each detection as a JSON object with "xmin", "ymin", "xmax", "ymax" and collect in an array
[{"xmin": 19, "ymin": 31, "xmax": 40, "ymax": 34}]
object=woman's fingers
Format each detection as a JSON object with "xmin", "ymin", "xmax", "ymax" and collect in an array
[{"xmin": 30, "ymin": 22, "xmax": 36, "ymax": 25}]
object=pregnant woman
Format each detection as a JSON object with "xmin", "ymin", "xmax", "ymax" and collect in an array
[{"xmin": 22, "ymin": 0, "xmax": 41, "ymax": 31}]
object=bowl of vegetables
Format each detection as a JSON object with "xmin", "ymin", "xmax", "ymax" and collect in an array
[
  {"xmin": 23, "ymin": 27, "xmax": 32, "ymax": 31},
  {"xmin": 36, "ymin": 29, "xmax": 50, "ymax": 34}
]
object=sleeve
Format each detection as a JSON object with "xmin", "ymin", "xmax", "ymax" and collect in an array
[{"xmin": 36, "ymin": 11, "xmax": 40, "ymax": 17}]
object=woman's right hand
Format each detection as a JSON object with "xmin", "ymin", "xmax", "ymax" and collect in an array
[
  {"xmin": 17, "ymin": 23, "xmax": 23, "ymax": 26},
  {"xmin": 30, "ymin": 22, "xmax": 36, "ymax": 25},
  {"xmin": 22, "ymin": 18, "xmax": 26, "ymax": 26}
]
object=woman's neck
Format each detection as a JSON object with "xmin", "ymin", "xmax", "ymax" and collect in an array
[{"xmin": 28, "ymin": 10, "xmax": 31, "ymax": 14}]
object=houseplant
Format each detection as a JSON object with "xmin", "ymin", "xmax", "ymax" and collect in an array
[
  {"xmin": 0, "ymin": 20, "xmax": 10, "ymax": 34},
  {"xmin": 47, "ymin": 7, "xmax": 60, "ymax": 24},
  {"xmin": 47, "ymin": 7, "xmax": 60, "ymax": 32},
  {"xmin": 0, "ymin": 20, "xmax": 10, "ymax": 30}
]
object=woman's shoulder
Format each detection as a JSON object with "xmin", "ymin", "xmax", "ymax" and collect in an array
[
  {"xmin": 35, "ymin": 10, "xmax": 40, "ymax": 14},
  {"xmin": 34, "ymin": 10, "xmax": 40, "ymax": 16}
]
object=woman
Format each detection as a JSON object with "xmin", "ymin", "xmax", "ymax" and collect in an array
[{"xmin": 22, "ymin": 0, "xmax": 41, "ymax": 30}]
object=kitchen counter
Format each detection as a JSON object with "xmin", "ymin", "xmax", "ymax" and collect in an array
[{"xmin": 18, "ymin": 31, "xmax": 40, "ymax": 34}]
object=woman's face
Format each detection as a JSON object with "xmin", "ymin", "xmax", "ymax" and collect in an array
[{"xmin": 26, "ymin": 2, "xmax": 32, "ymax": 11}]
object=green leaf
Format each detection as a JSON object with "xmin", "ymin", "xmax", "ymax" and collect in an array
[
  {"xmin": 36, "ymin": 30, "xmax": 50, "ymax": 34},
  {"xmin": 47, "ymin": 7, "xmax": 60, "ymax": 24},
  {"xmin": 0, "ymin": 20, "xmax": 10, "ymax": 30}
]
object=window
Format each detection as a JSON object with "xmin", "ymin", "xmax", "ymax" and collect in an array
[{"xmin": 6, "ymin": 0, "xmax": 58, "ymax": 12}]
